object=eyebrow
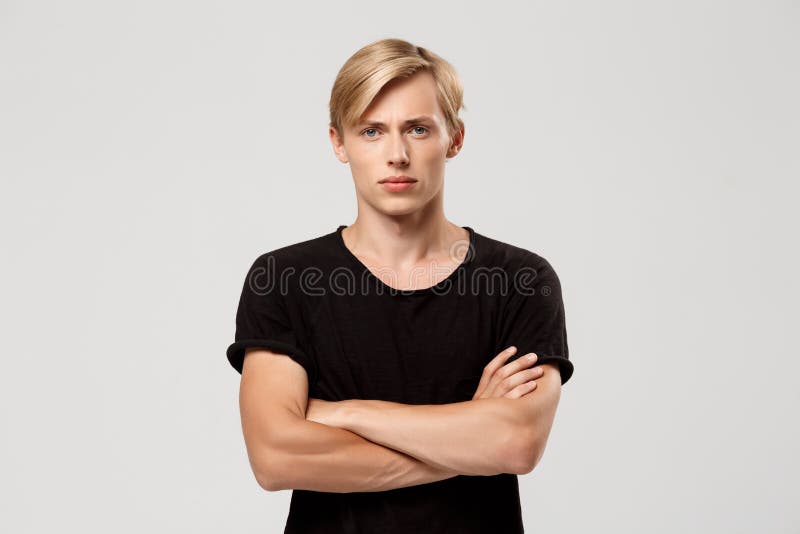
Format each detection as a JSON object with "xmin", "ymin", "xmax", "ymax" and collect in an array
[{"xmin": 357, "ymin": 116, "xmax": 434, "ymax": 128}]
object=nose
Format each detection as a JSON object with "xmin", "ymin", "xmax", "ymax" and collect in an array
[{"xmin": 386, "ymin": 133, "xmax": 409, "ymax": 167}]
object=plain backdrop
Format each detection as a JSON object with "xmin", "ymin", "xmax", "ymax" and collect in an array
[{"xmin": 1, "ymin": 1, "xmax": 798, "ymax": 532}]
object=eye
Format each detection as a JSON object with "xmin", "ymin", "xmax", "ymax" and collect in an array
[
  {"xmin": 361, "ymin": 128, "xmax": 379, "ymax": 138},
  {"xmin": 411, "ymin": 126, "xmax": 429, "ymax": 135}
]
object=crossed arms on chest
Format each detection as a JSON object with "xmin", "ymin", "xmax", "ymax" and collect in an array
[{"xmin": 239, "ymin": 347, "xmax": 562, "ymax": 493}]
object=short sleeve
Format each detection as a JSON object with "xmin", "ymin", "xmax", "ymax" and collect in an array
[
  {"xmin": 497, "ymin": 255, "xmax": 573, "ymax": 385},
  {"xmin": 225, "ymin": 254, "xmax": 317, "ymax": 383}
]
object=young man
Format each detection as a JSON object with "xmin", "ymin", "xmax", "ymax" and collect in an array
[{"xmin": 226, "ymin": 38, "xmax": 573, "ymax": 533}]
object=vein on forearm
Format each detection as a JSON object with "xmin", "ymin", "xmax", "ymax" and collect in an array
[{"xmin": 270, "ymin": 416, "xmax": 461, "ymax": 492}]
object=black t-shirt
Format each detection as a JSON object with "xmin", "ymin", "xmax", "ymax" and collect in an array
[{"xmin": 226, "ymin": 224, "xmax": 573, "ymax": 534}]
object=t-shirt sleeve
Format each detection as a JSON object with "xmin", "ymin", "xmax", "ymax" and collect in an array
[
  {"xmin": 225, "ymin": 254, "xmax": 317, "ymax": 383},
  {"xmin": 496, "ymin": 254, "xmax": 573, "ymax": 385}
]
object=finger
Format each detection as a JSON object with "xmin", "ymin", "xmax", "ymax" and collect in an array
[
  {"xmin": 486, "ymin": 346, "xmax": 519, "ymax": 374},
  {"xmin": 475, "ymin": 346, "xmax": 517, "ymax": 398},
  {"xmin": 506, "ymin": 380, "xmax": 537, "ymax": 399},
  {"xmin": 487, "ymin": 352, "xmax": 538, "ymax": 397},
  {"xmin": 498, "ymin": 366, "xmax": 543, "ymax": 397},
  {"xmin": 497, "ymin": 352, "xmax": 538, "ymax": 382}
]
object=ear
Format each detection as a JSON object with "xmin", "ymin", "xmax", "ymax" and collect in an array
[
  {"xmin": 329, "ymin": 125, "xmax": 349, "ymax": 164},
  {"xmin": 445, "ymin": 121, "xmax": 465, "ymax": 159}
]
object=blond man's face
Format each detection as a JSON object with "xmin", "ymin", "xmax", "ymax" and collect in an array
[{"xmin": 330, "ymin": 70, "xmax": 463, "ymax": 217}]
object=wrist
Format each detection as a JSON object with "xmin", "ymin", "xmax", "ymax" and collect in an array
[{"xmin": 333, "ymin": 399, "xmax": 358, "ymax": 430}]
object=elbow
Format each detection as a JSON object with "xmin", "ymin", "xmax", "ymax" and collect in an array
[
  {"xmin": 249, "ymin": 416, "xmax": 308, "ymax": 492},
  {"xmin": 255, "ymin": 472, "xmax": 281, "ymax": 492},
  {"xmin": 252, "ymin": 445, "xmax": 294, "ymax": 492},
  {"xmin": 255, "ymin": 467, "xmax": 284, "ymax": 492},
  {"xmin": 507, "ymin": 430, "xmax": 545, "ymax": 475}
]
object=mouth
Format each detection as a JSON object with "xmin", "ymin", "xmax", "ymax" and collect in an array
[
  {"xmin": 380, "ymin": 180, "xmax": 417, "ymax": 192},
  {"xmin": 379, "ymin": 175, "xmax": 418, "ymax": 184}
]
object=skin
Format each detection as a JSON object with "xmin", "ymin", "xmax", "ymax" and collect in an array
[{"xmin": 328, "ymin": 69, "xmax": 468, "ymax": 291}]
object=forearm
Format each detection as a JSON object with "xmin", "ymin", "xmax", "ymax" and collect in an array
[
  {"xmin": 337, "ymin": 398, "xmax": 523, "ymax": 476},
  {"xmin": 266, "ymin": 416, "xmax": 460, "ymax": 493}
]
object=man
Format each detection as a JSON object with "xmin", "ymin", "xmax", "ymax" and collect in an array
[{"xmin": 226, "ymin": 38, "xmax": 573, "ymax": 533}]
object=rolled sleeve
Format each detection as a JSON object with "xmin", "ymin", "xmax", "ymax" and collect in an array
[
  {"xmin": 497, "ymin": 254, "xmax": 573, "ymax": 385},
  {"xmin": 225, "ymin": 253, "xmax": 317, "ymax": 384}
]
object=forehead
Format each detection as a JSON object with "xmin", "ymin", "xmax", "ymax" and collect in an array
[{"xmin": 358, "ymin": 71, "xmax": 443, "ymax": 123}]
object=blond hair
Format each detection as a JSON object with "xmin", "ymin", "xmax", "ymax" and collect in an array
[{"xmin": 329, "ymin": 38, "xmax": 466, "ymax": 141}]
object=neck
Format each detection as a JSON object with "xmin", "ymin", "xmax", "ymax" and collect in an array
[{"xmin": 343, "ymin": 195, "xmax": 466, "ymax": 268}]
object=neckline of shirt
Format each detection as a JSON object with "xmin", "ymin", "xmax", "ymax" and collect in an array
[{"xmin": 334, "ymin": 224, "xmax": 477, "ymax": 297}]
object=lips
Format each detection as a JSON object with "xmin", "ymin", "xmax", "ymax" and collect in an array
[{"xmin": 379, "ymin": 176, "xmax": 417, "ymax": 183}]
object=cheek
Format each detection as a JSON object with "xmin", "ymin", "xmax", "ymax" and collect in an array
[
  {"xmin": 350, "ymin": 147, "xmax": 383, "ymax": 171},
  {"xmin": 346, "ymin": 155, "xmax": 372, "ymax": 180},
  {"xmin": 419, "ymin": 139, "xmax": 449, "ymax": 162},
  {"xmin": 419, "ymin": 148, "xmax": 447, "ymax": 176}
]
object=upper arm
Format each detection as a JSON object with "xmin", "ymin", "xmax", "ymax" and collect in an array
[
  {"xmin": 226, "ymin": 252, "xmax": 318, "ymax": 488},
  {"xmin": 495, "ymin": 254, "xmax": 572, "ymax": 473},
  {"xmin": 510, "ymin": 362, "xmax": 563, "ymax": 474},
  {"xmin": 239, "ymin": 347, "xmax": 309, "ymax": 490}
]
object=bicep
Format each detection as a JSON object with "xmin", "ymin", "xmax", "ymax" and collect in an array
[{"xmin": 239, "ymin": 347, "xmax": 310, "ymax": 487}]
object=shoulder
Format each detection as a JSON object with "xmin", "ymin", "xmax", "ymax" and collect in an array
[
  {"xmin": 471, "ymin": 229, "xmax": 557, "ymax": 281},
  {"xmin": 248, "ymin": 228, "xmax": 339, "ymax": 271},
  {"xmin": 240, "ymin": 229, "xmax": 341, "ymax": 297}
]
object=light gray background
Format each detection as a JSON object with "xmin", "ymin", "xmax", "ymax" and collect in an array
[{"xmin": 1, "ymin": 1, "xmax": 797, "ymax": 532}]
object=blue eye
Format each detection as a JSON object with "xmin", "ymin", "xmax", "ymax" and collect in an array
[{"xmin": 360, "ymin": 126, "xmax": 428, "ymax": 138}]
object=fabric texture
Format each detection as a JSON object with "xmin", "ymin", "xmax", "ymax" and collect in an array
[
  {"xmin": 226, "ymin": 224, "xmax": 573, "ymax": 533},
  {"xmin": 227, "ymin": 252, "xmax": 318, "ymax": 383}
]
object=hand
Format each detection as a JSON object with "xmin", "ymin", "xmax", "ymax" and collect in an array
[{"xmin": 472, "ymin": 346, "xmax": 543, "ymax": 400}]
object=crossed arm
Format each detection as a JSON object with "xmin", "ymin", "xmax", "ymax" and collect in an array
[
  {"xmin": 304, "ymin": 362, "xmax": 563, "ymax": 477},
  {"xmin": 241, "ymin": 348, "xmax": 562, "ymax": 494}
]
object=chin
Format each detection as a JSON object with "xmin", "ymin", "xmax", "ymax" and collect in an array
[
  {"xmin": 371, "ymin": 198, "xmax": 423, "ymax": 217},
  {"xmin": 380, "ymin": 204, "xmax": 421, "ymax": 217}
]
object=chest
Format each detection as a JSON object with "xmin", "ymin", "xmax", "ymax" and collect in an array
[{"xmin": 301, "ymin": 292, "xmax": 500, "ymax": 404}]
